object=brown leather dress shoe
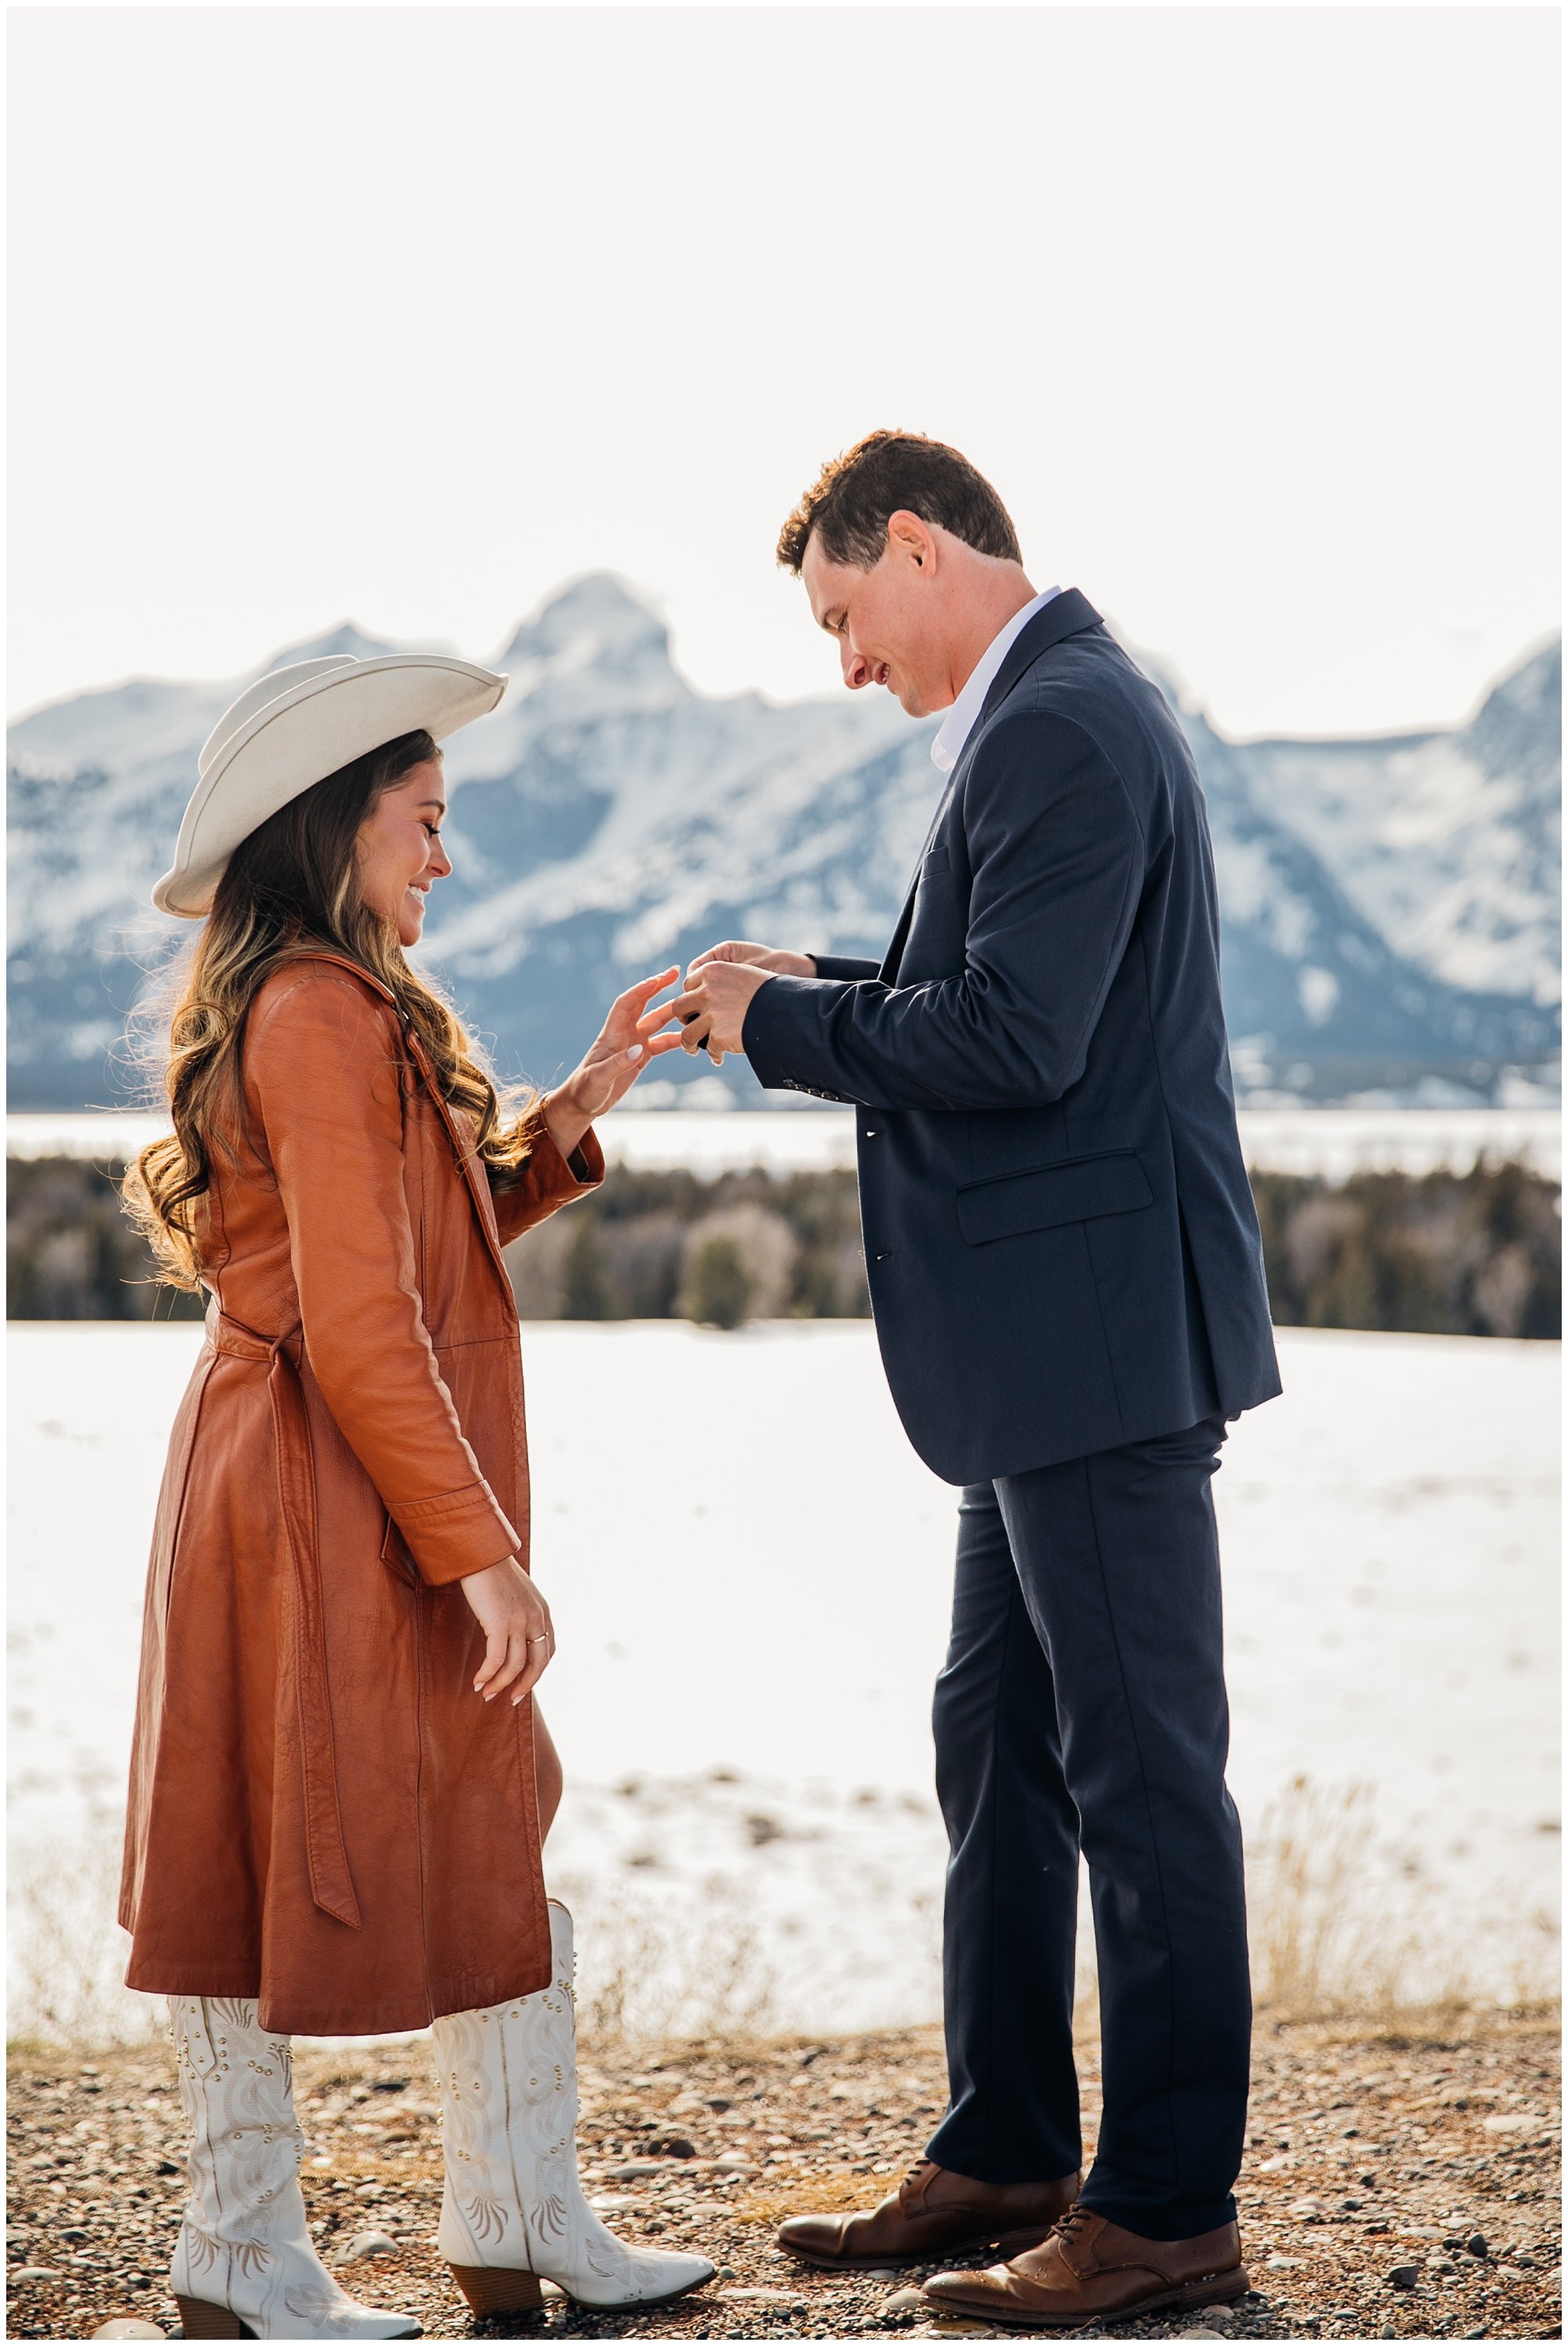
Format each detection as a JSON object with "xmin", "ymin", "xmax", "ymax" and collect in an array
[
  {"xmin": 776, "ymin": 2159, "xmax": 1081, "ymax": 2272},
  {"xmin": 921, "ymin": 2203, "xmax": 1249, "ymax": 2327}
]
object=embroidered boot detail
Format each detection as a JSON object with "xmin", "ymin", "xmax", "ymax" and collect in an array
[
  {"xmin": 168, "ymin": 1996, "xmax": 419, "ymax": 2338},
  {"xmin": 432, "ymin": 1905, "xmax": 715, "ymax": 2308}
]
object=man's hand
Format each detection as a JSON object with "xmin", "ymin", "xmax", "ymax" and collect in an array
[
  {"xmin": 669, "ymin": 957, "xmax": 775, "ymax": 1059},
  {"xmin": 688, "ymin": 940, "xmax": 816, "ymax": 980},
  {"xmin": 674, "ymin": 942, "xmax": 812, "ymax": 1064}
]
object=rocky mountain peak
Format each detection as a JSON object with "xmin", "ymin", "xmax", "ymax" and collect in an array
[
  {"xmin": 260, "ymin": 622, "xmax": 401, "ymax": 674},
  {"xmin": 495, "ymin": 572, "xmax": 676, "ymax": 677}
]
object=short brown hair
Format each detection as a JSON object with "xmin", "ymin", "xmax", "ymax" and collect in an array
[{"xmin": 777, "ymin": 430, "xmax": 1022, "ymax": 573}]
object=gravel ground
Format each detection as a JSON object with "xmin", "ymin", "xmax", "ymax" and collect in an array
[{"xmin": 6, "ymin": 2015, "xmax": 1559, "ymax": 2341}]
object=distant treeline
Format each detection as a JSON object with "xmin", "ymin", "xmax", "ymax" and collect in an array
[{"xmin": 6, "ymin": 1153, "xmax": 1561, "ymax": 1338}]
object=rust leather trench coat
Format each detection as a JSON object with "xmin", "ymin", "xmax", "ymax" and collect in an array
[{"xmin": 118, "ymin": 951, "xmax": 603, "ymax": 2036}]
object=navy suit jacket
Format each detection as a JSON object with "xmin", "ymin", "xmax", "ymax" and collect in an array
[{"xmin": 743, "ymin": 589, "xmax": 1281, "ymax": 1484}]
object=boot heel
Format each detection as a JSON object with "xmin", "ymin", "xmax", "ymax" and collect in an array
[
  {"xmin": 174, "ymin": 2300, "xmax": 253, "ymax": 2340},
  {"xmin": 448, "ymin": 2263, "xmax": 546, "ymax": 2316}
]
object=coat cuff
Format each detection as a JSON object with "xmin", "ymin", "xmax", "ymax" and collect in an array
[
  {"xmin": 492, "ymin": 1118, "xmax": 607, "ymax": 1247},
  {"xmin": 811, "ymin": 953, "xmax": 883, "ymax": 982},
  {"xmin": 742, "ymin": 974, "xmax": 859, "ymax": 1103},
  {"xmin": 533, "ymin": 1120, "xmax": 606, "ymax": 1194},
  {"xmin": 393, "ymin": 1483, "xmax": 522, "ymax": 1586}
]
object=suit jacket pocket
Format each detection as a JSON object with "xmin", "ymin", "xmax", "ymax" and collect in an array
[{"xmin": 956, "ymin": 1150, "xmax": 1152, "ymax": 1245}]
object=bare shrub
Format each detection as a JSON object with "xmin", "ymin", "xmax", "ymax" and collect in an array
[
  {"xmin": 504, "ymin": 1211, "xmax": 576, "ymax": 1319},
  {"xmin": 678, "ymin": 1204, "xmax": 798, "ymax": 1327},
  {"xmin": 603, "ymin": 1211, "xmax": 686, "ymax": 1317},
  {"xmin": 1472, "ymin": 1238, "xmax": 1538, "ymax": 1336}
]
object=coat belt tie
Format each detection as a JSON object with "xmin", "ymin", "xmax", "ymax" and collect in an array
[{"xmin": 212, "ymin": 1309, "xmax": 362, "ymax": 1930}]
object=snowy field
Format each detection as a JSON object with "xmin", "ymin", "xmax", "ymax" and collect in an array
[
  {"xmin": 7, "ymin": 1104, "xmax": 1563, "ymax": 1179},
  {"xmin": 7, "ymin": 1320, "xmax": 1558, "ymax": 2038}
]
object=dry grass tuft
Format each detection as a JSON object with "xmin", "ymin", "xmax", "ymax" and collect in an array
[
  {"xmin": 728, "ymin": 2167, "xmax": 896, "ymax": 2228},
  {"xmin": 1246, "ymin": 1775, "xmax": 1559, "ymax": 2025},
  {"xmin": 553, "ymin": 1868, "xmax": 778, "ymax": 2043},
  {"xmin": 8, "ymin": 1822, "xmax": 162, "ymax": 2050}
]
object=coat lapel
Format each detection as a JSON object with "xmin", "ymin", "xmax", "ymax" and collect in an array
[
  {"xmin": 283, "ymin": 949, "xmax": 514, "ymax": 1293},
  {"xmin": 879, "ymin": 870, "xmax": 921, "ymax": 984},
  {"xmin": 976, "ymin": 586, "xmax": 1102, "ymax": 730}
]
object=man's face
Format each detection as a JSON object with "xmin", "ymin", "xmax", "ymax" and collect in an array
[{"xmin": 801, "ymin": 519, "xmax": 955, "ymax": 717}]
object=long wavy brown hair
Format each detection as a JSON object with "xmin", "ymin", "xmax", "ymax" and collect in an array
[{"xmin": 123, "ymin": 728, "xmax": 539, "ymax": 1291}]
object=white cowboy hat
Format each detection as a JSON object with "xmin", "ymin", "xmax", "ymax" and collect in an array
[{"xmin": 152, "ymin": 652, "xmax": 508, "ymax": 917}]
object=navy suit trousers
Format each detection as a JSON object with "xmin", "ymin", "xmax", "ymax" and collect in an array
[{"xmin": 924, "ymin": 1414, "xmax": 1251, "ymax": 2239}]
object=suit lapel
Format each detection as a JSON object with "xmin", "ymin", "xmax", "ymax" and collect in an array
[
  {"xmin": 880, "ymin": 775, "xmax": 960, "ymax": 982},
  {"xmin": 879, "ymin": 878, "xmax": 919, "ymax": 984},
  {"xmin": 877, "ymin": 590, "xmax": 1104, "ymax": 984}
]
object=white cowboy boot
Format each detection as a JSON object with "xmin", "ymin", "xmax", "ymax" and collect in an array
[
  {"xmin": 168, "ymin": 1996, "xmax": 419, "ymax": 2340},
  {"xmin": 431, "ymin": 1901, "xmax": 716, "ymax": 2315}
]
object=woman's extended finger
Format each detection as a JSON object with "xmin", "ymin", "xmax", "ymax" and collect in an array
[
  {"xmin": 616, "ymin": 968, "xmax": 681, "ymax": 1019},
  {"xmin": 644, "ymin": 990, "xmax": 703, "ymax": 1033}
]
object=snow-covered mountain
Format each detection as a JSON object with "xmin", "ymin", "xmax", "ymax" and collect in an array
[{"xmin": 7, "ymin": 576, "xmax": 1559, "ymax": 1110}]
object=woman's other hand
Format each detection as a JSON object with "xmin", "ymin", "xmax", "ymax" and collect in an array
[
  {"xmin": 542, "ymin": 968, "xmax": 687, "ymax": 1157},
  {"xmin": 461, "ymin": 1555, "xmax": 556, "ymax": 1705}
]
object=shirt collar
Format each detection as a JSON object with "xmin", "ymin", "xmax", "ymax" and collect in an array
[{"xmin": 931, "ymin": 586, "xmax": 1062, "ymax": 773}]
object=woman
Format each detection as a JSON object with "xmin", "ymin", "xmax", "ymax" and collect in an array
[{"xmin": 119, "ymin": 650, "xmax": 710, "ymax": 2339}]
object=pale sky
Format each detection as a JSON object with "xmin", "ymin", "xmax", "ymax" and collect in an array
[{"xmin": 7, "ymin": 5, "xmax": 1560, "ymax": 738}]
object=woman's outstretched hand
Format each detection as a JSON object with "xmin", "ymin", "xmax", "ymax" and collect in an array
[
  {"xmin": 461, "ymin": 1555, "xmax": 556, "ymax": 1706},
  {"xmin": 542, "ymin": 968, "xmax": 688, "ymax": 1157}
]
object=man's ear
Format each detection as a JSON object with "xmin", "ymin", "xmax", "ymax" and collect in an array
[{"xmin": 886, "ymin": 509, "xmax": 938, "ymax": 572}]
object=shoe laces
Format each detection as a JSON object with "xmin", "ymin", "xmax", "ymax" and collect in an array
[{"xmin": 1051, "ymin": 2201, "xmax": 1092, "ymax": 2244}]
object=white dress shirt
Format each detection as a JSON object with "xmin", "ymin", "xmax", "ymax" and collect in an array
[{"xmin": 930, "ymin": 585, "xmax": 1063, "ymax": 773}]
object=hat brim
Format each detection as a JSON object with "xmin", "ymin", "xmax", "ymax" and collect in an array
[{"xmin": 153, "ymin": 655, "xmax": 507, "ymax": 918}]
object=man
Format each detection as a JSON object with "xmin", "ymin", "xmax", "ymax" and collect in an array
[{"xmin": 671, "ymin": 432, "xmax": 1281, "ymax": 2330}]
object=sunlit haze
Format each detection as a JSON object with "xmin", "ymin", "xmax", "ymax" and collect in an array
[{"xmin": 7, "ymin": 7, "xmax": 1559, "ymax": 737}]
